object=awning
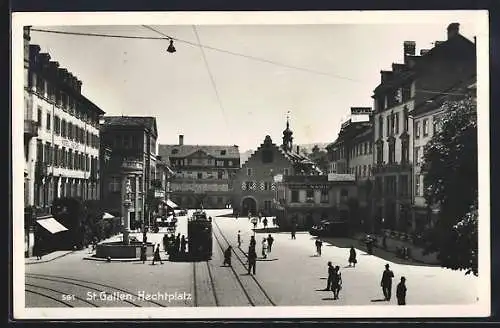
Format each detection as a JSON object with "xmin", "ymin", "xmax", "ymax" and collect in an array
[
  {"xmin": 165, "ymin": 199, "xmax": 179, "ymax": 209},
  {"xmin": 37, "ymin": 217, "xmax": 69, "ymax": 234},
  {"xmin": 102, "ymin": 212, "xmax": 115, "ymax": 219}
]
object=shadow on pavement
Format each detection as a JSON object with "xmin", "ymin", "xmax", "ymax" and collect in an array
[
  {"xmin": 371, "ymin": 299, "xmax": 387, "ymax": 302},
  {"xmin": 252, "ymin": 227, "xmax": 280, "ymax": 233},
  {"xmin": 322, "ymin": 298, "xmax": 336, "ymax": 301}
]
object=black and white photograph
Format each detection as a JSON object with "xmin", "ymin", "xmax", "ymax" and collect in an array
[{"xmin": 12, "ymin": 10, "xmax": 490, "ymax": 319}]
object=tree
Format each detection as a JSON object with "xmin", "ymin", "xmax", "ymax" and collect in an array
[
  {"xmin": 308, "ymin": 145, "xmax": 330, "ymax": 174},
  {"xmin": 420, "ymin": 96, "xmax": 478, "ymax": 275}
]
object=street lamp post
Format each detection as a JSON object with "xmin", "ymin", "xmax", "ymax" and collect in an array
[{"xmin": 122, "ymin": 177, "xmax": 132, "ymax": 245}]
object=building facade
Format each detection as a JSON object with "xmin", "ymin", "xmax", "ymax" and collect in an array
[
  {"xmin": 371, "ymin": 22, "xmax": 476, "ymax": 233},
  {"xmin": 232, "ymin": 120, "xmax": 322, "ymax": 217},
  {"xmin": 99, "ymin": 116, "xmax": 158, "ymax": 230},
  {"xmin": 273, "ymin": 174, "xmax": 357, "ymax": 230},
  {"xmin": 158, "ymin": 135, "xmax": 240, "ymax": 209},
  {"xmin": 326, "ymin": 112, "xmax": 374, "ymax": 231},
  {"xmin": 410, "ymin": 78, "xmax": 477, "ymax": 233},
  {"xmin": 24, "ymin": 27, "xmax": 104, "ymax": 221}
]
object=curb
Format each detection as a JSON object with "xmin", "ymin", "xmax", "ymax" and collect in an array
[{"xmin": 25, "ymin": 250, "xmax": 76, "ymax": 265}]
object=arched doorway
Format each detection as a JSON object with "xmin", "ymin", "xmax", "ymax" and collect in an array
[{"xmin": 241, "ymin": 197, "xmax": 257, "ymax": 217}]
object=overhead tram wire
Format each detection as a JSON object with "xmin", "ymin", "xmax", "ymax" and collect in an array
[{"xmin": 31, "ymin": 28, "xmax": 475, "ymax": 97}]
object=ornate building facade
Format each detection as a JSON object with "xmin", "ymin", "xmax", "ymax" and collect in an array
[
  {"xmin": 232, "ymin": 119, "xmax": 322, "ymax": 217},
  {"xmin": 158, "ymin": 135, "xmax": 240, "ymax": 209},
  {"xmin": 99, "ymin": 116, "xmax": 159, "ymax": 230}
]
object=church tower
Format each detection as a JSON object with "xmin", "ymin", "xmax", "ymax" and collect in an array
[{"xmin": 282, "ymin": 114, "xmax": 293, "ymax": 152}]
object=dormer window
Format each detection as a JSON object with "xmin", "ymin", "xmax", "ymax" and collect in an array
[
  {"xmin": 221, "ymin": 150, "xmax": 226, "ymax": 155},
  {"xmin": 171, "ymin": 149, "xmax": 178, "ymax": 154}
]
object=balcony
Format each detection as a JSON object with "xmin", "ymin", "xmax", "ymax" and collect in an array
[
  {"xmin": 24, "ymin": 120, "xmax": 38, "ymax": 138},
  {"xmin": 121, "ymin": 159, "xmax": 143, "ymax": 173}
]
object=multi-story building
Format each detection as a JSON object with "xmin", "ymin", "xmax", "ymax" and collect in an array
[
  {"xmin": 232, "ymin": 119, "xmax": 322, "ymax": 217},
  {"xmin": 410, "ymin": 78, "xmax": 476, "ymax": 233},
  {"xmin": 99, "ymin": 116, "xmax": 158, "ymax": 230},
  {"xmin": 273, "ymin": 173, "xmax": 357, "ymax": 230},
  {"xmin": 326, "ymin": 109, "xmax": 374, "ymax": 230},
  {"xmin": 24, "ymin": 27, "xmax": 104, "ymax": 223},
  {"xmin": 158, "ymin": 135, "xmax": 240, "ymax": 209},
  {"xmin": 371, "ymin": 22, "xmax": 476, "ymax": 233}
]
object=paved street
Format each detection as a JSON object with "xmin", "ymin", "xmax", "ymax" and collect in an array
[{"xmin": 25, "ymin": 209, "xmax": 479, "ymax": 308}]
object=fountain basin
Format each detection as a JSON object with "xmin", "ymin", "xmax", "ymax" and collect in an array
[{"xmin": 95, "ymin": 241, "xmax": 155, "ymax": 259}]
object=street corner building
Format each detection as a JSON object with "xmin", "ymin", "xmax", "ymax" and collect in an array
[
  {"xmin": 371, "ymin": 22, "xmax": 476, "ymax": 236},
  {"xmin": 231, "ymin": 118, "xmax": 324, "ymax": 221},
  {"xmin": 23, "ymin": 26, "xmax": 105, "ymax": 257},
  {"xmin": 99, "ymin": 116, "xmax": 171, "ymax": 231},
  {"xmin": 158, "ymin": 135, "xmax": 240, "ymax": 210}
]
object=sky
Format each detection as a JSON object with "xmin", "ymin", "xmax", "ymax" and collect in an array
[{"xmin": 27, "ymin": 14, "xmax": 481, "ymax": 152}]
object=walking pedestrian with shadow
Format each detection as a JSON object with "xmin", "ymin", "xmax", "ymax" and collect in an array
[
  {"xmin": 396, "ymin": 277, "xmax": 407, "ymax": 305},
  {"xmin": 291, "ymin": 223, "xmax": 296, "ymax": 240},
  {"xmin": 261, "ymin": 237, "xmax": 268, "ymax": 259},
  {"xmin": 324, "ymin": 261, "xmax": 334, "ymax": 291},
  {"xmin": 252, "ymin": 217, "xmax": 258, "ymax": 230},
  {"xmin": 332, "ymin": 266, "xmax": 342, "ymax": 300},
  {"xmin": 143, "ymin": 231, "xmax": 147, "ymax": 244},
  {"xmin": 267, "ymin": 234, "xmax": 274, "ymax": 253},
  {"xmin": 152, "ymin": 244, "xmax": 163, "ymax": 265},
  {"xmin": 180, "ymin": 235, "xmax": 187, "ymax": 254},
  {"xmin": 237, "ymin": 230, "xmax": 242, "ymax": 248},
  {"xmin": 348, "ymin": 246, "xmax": 357, "ymax": 267},
  {"xmin": 223, "ymin": 246, "xmax": 232, "ymax": 266},
  {"xmin": 247, "ymin": 246, "xmax": 257, "ymax": 275},
  {"xmin": 315, "ymin": 239, "xmax": 323, "ymax": 256},
  {"xmin": 263, "ymin": 217, "xmax": 268, "ymax": 229},
  {"xmin": 381, "ymin": 263, "xmax": 395, "ymax": 301},
  {"xmin": 141, "ymin": 243, "xmax": 147, "ymax": 264}
]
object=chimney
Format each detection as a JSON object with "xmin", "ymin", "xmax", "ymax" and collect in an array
[
  {"xmin": 49, "ymin": 61, "xmax": 60, "ymax": 78},
  {"xmin": 76, "ymin": 80, "xmax": 82, "ymax": 93},
  {"xmin": 403, "ymin": 41, "xmax": 416, "ymax": 57},
  {"xmin": 434, "ymin": 41, "xmax": 445, "ymax": 47},
  {"xmin": 420, "ymin": 49, "xmax": 430, "ymax": 56},
  {"xmin": 380, "ymin": 70, "xmax": 392, "ymax": 83},
  {"xmin": 296, "ymin": 145, "xmax": 300, "ymax": 153},
  {"xmin": 59, "ymin": 68, "xmax": 68, "ymax": 83},
  {"xmin": 447, "ymin": 22, "xmax": 460, "ymax": 40},
  {"xmin": 179, "ymin": 135, "xmax": 184, "ymax": 146}
]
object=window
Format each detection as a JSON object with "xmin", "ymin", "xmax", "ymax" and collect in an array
[
  {"xmin": 369, "ymin": 142, "xmax": 372, "ymax": 154},
  {"xmin": 404, "ymin": 107, "xmax": 409, "ymax": 131},
  {"xmin": 218, "ymin": 171, "xmax": 223, "ymax": 179},
  {"xmin": 228, "ymin": 160, "xmax": 233, "ymax": 166},
  {"xmin": 197, "ymin": 172, "xmax": 203, "ymax": 179},
  {"xmin": 171, "ymin": 148, "xmax": 178, "ymax": 154},
  {"xmin": 61, "ymin": 147, "xmax": 66, "ymax": 167},
  {"xmin": 415, "ymin": 121, "xmax": 421, "ymax": 138},
  {"xmin": 364, "ymin": 142, "xmax": 368, "ymax": 155},
  {"xmin": 220, "ymin": 150, "xmax": 226, "ymax": 155},
  {"xmin": 291, "ymin": 190, "xmax": 299, "ymax": 202},
  {"xmin": 247, "ymin": 168, "xmax": 252, "ymax": 176},
  {"xmin": 306, "ymin": 189, "xmax": 314, "ymax": 199},
  {"xmin": 395, "ymin": 112, "xmax": 400, "ymax": 134},
  {"xmin": 37, "ymin": 107, "xmax": 42, "ymax": 127},
  {"xmin": 401, "ymin": 139, "xmax": 409, "ymax": 164},
  {"xmin": 44, "ymin": 142, "xmax": 51, "ymax": 165},
  {"xmin": 363, "ymin": 165, "xmax": 367, "ymax": 177},
  {"xmin": 284, "ymin": 168, "xmax": 290, "ymax": 176},
  {"xmin": 388, "ymin": 139, "xmax": 396, "ymax": 164},
  {"xmin": 400, "ymin": 175, "xmax": 409, "ymax": 197},
  {"xmin": 414, "ymin": 147, "xmax": 420, "ymax": 164},
  {"xmin": 379, "ymin": 116, "xmax": 384, "ymax": 139},
  {"xmin": 423, "ymin": 119, "xmax": 429, "ymax": 136},
  {"xmin": 377, "ymin": 96, "xmax": 385, "ymax": 111},
  {"xmin": 123, "ymin": 135, "xmax": 130, "ymax": 148},
  {"xmin": 386, "ymin": 116, "xmax": 390, "ymax": 136},
  {"xmin": 36, "ymin": 75, "xmax": 45, "ymax": 95},
  {"xmin": 245, "ymin": 181, "xmax": 252, "ymax": 190},
  {"xmin": 68, "ymin": 122, "xmax": 73, "ymax": 139},
  {"xmin": 264, "ymin": 182, "xmax": 272, "ymax": 191},
  {"xmin": 433, "ymin": 115, "xmax": 440, "ymax": 134},
  {"xmin": 54, "ymin": 116, "xmax": 60, "ymax": 135},
  {"xmin": 54, "ymin": 145, "xmax": 59, "ymax": 166},
  {"xmin": 377, "ymin": 142, "xmax": 384, "ymax": 164},
  {"xmin": 187, "ymin": 159, "xmax": 192, "ymax": 165},
  {"xmin": 368, "ymin": 164, "xmax": 372, "ymax": 176},
  {"xmin": 391, "ymin": 112, "xmax": 395, "ymax": 134},
  {"xmin": 109, "ymin": 177, "xmax": 121, "ymax": 192},
  {"xmin": 415, "ymin": 175, "xmax": 421, "ymax": 196},
  {"xmin": 320, "ymin": 189, "xmax": 329, "ymax": 203},
  {"xmin": 75, "ymin": 151, "xmax": 79, "ymax": 170}
]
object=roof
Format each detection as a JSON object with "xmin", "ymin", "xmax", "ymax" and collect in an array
[
  {"xmin": 158, "ymin": 144, "xmax": 240, "ymax": 159},
  {"xmin": 101, "ymin": 116, "xmax": 157, "ymax": 136}
]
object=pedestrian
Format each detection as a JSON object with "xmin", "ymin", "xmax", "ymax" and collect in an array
[
  {"xmin": 237, "ymin": 230, "xmax": 242, "ymax": 248},
  {"xmin": 140, "ymin": 243, "xmax": 147, "ymax": 264},
  {"xmin": 263, "ymin": 217, "xmax": 268, "ymax": 229},
  {"xmin": 258, "ymin": 212, "xmax": 262, "ymax": 223},
  {"xmin": 332, "ymin": 266, "xmax": 342, "ymax": 300},
  {"xmin": 163, "ymin": 234, "xmax": 168, "ymax": 252},
  {"xmin": 247, "ymin": 246, "xmax": 257, "ymax": 275},
  {"xmin": 235, "ymin": 211, "xmax": 239, "ymax": 220},
  {"xmin": 152, "ymin": 244, "xmax": 163, "ymax": 265},
  {"xmin": 272, "ymin": 217, "xmax": 276, "ymax": 226},
  {"xmin": 248, "ymin": 211, "xmax": 252, "ymax": 221},
  {"xmin": 380, "ymin": 263, "xmax": 395, "ymax": 301},
  {"xmin": 267, "ymin": 234, "xmax": 274, "ymax": 253},
  {"xmin": 315, "ymin": 239, "xmax": 323, "ymax": 256},
  {"xmin": 396, "ymin": 277, "xmax": 407, "ymax": 305},
  {"xmin": 223, "ymin": 246, "xmax": 232, "ymax": 266},
  {"xmin": 250, "ymin": 236, "xmax": 256, "ymax": 249},
  {"xmin": 174, "ymin": 233, "xmax": 181, "ymax": 254},
  {"xmin": 261, "ymin": 237, "xmax": 268, "ymax": 259},
  {"xmin": 143, "ymin": 231, "xmax": 147, "ymax": 244},
  {"xmin": 348, "ymin": 246, "xmax": 357, "ymax": 267},
  {"xmin": 180, "ymin": 235, "xmax": 187, "ymax": 254},
  {"xmin": 291, "ymin": 223, "xmax": 296, "ymax": 240},
  {"xmin": 324, "ymin": 261, "xmax": 335, "ymax": 291},
  {"xmin": 252, "ymin": 217, "xmax": 258, "ymax": 230}
]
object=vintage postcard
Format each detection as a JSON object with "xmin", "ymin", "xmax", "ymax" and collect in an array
[{"xmin": 11, "ymin": 10, "xmax": 490, "ymax": 319}]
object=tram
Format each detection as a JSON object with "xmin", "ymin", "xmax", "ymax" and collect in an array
[{"xmin": 187, "ymin": 210, "xmax": 213, "ymax": 260}]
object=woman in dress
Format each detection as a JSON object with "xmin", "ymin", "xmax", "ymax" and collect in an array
[
  {"xmin": 152, "ymin": 243, "xmax": 163, "ymax": 265},
  {"xmin": 348, "ymin": 246, "xmax": 357, "ymax": 267}
]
